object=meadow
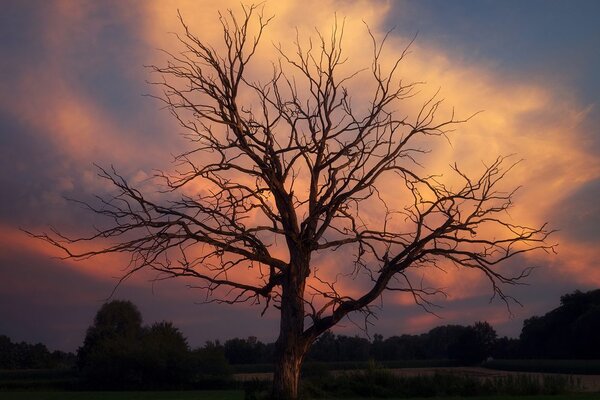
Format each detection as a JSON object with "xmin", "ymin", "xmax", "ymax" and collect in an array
[
  {"xmin": 3, "ymin": 360, "xmax": 600, "ymax": 399},
  {"xmin": 1, "ymin": 392, "xmax": 599, "ymax": 400}
]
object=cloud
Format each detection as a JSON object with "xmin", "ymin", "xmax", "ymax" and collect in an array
[
  {"xmin": 1, "ymin": 0, "xmax": 599, "ymax": 348},
  {"xmin": 112, "ymin": 0, "xmax": 600, "ymax": 319}
]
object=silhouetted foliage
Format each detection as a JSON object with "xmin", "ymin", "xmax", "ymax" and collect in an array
[
  {"xmin": 491, "ymin": 336, "xmax": 521, "ymax": 359},
  {"xmin": 77, "ymin": 300, "xmax": 197, "ymax": 388},
  {"xmin": 224, "ymin": 336, "xmax": 273, "ymax": 364},
  {"xmin": 193, "ymin": 340, "xmax": 233, "ymax": 377},
  {"xmin": 448, "ymin": 322, "xmax": 497, "ymax": 363},
  {"xmin": 520, "ymin": 288, "xmax": 600, "ymax": 359},
  {"xmin": 0, "ymin": 334, "xmax": 75, "ymax": 370},
  {"xmin": 374, "ymin": 334, "xmax": 427, "ymax": 360},
  {"xmin": 77, "ymin": 300, "xmax": 144, "ymax": 385},
  {"xmin": 305, "ymin": 322, "xmax": 497, "ymax": 364},
  {"xmin": 139, "ymin": 321, "xmax": 193, "ymax": 385},
  {"xmin": 307, "ymin": 331, "xmax": 337, "ymax": 362},
  {"xmin": 308, "ymin": 332, "xmax": 370, "ymax": 362}
]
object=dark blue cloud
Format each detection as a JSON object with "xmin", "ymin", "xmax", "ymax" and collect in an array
[
  {"xmin": 0, "ymin": 108, "xmax": 75, "ymax": 226},
  {"xmin": 1, "ymin": 0, "xmax": 599, "ymax": 352},
  {"xmin": 0, "ymin": 2, "xmax": 52, "ymax": 74},
  {"xmin": 387, "ymin": 0, "xmax": 600, "ymax": 106},
  {"xmin": 57, "ymin": 5, "xmax": 152, "ymax": 125},
  {"xmin": 555, "ymin": 178, "xmax": 600, "ymax": 243}
]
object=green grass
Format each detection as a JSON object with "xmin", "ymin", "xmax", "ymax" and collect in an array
[
  {"xmin": 0, "ymin": 390, "xmax": 244, "ymax": 400},
  {"xmin": 378, "ymin": 397, "xmax": 598, "ymax": 400},
  {"xmin": 0, "ymin": 393, "xmax": 598, "ymax": 400}
]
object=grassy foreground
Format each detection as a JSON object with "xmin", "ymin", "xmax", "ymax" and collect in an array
[
  {"xmin": 3, "ymin": 393, "xmax": 600, "ymax": 400},
  {"xmin": 0, "ymin": 391, "xmax": 244, "ymax": 400},
  {"xmin": 2, "ymin": 392, "xmax": 600, "ymax": 400}
]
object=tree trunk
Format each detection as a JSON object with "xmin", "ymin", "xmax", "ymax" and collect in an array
[
  {"xmin": 272, "ymin": 339, "xmax": 304, "ymax": 400},
  {"xmin": 271, "ymin": 260, "xmax": 308, "ymax": 400}
]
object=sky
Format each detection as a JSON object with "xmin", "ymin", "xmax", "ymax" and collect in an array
[{"xmin": 1, "ymin": 0, "xmax": 599, "ymax": 352}]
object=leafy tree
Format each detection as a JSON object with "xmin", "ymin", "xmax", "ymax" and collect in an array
[
  {"xmin": 336, "ymin": 336, "xmax": 371, "ymax": 362},
  {"xmin": 370, "ymin": 334, "xmax": 386, "ymax": 361},
  {"xmin": 448, "ymin": 322, "xmax": 497, "ymax": 363},
  {"xmin": 472, "ymin": 321, "xmax": 497, "ymax": 352},
  {"xmin": 0, "ymin": 335, "xmax": 56, "ymax": 369},
  {"xmin": 139, "ymin": 321, "xmax": 193, "ymax": 385},
  {"xmin": 78, "ymin": 300, "xmax": 201, "ymax": 387},
  {"xmin": 50, "ymin": 350, "xmax": 77, "ymax": 369},
  {"xmin": 490, "ymin": 336, "xmax": 520, "ymax": 359},
  {"xmin": 32, "ymin": 4, "xmax": 553, "ymax": 399},
  {"xmin": 425, "ymin": 325, "xmax": 468, "ymax": 359},
  {"xmin": 307, "ymin": 332, "xmax": 370, "ymax": 362},
  {"xmin": 193, "ymin": 341, "xmax": 233, "ymax": 377},
  {"xmin": 224, "ymin": 336, "xmax": 270, "ymax": 364},
  {"xmin": 0, "ymin": 334, "xmax": 16, "ymax": 369},
  {"xmin": 571, "ymin": 305, "xmax": 600, "ymax": 358},
  {"xmin": 77, "ymin": 300, "xmax": 144, "ymax": 385},
  {"xmin": 19, "ymin": 342, "xmax": 52, "ymax": 369},
  {"xmin": 520, "ymin": 289, "xmax": 600, "ymax": 359},
  {"xmin": 307, "ymin": 331, "xmax": 337, "ymax": 362},
  {"xmin": 0, "ymin": 334, "xmax": 75, "ymax": 370}
]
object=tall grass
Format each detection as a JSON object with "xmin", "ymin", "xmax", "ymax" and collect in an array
[
  {"xmin": 300, "ymin": 362, "xmax": 581, "ymax": 398},
  {"xmin": 483, "ymin": 359, "xmax": 600, "ymax": 375}
]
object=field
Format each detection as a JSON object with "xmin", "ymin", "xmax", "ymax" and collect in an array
[
  {"xmin": 235, "ymin": 366, "xmax": 600, "ymax": 392},
  {"xmin": 3, "ymin": 362, "xmax": 600, "ymax": 399},
  {"xmin": 0, "ymin": 391, "xmax": 243, "ymax": 400},
  {"xmin": 1, "ymin": 392, "xmax": 599, "ymax": 400}
]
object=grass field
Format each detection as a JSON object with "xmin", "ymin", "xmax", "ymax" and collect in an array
[
  {"xmin": 1, "ymin": 392, "xmax": 599, "ymax": 400},
  {"xmin": 0, "ymin": 391, "xmax": 244, "ymax": 400}
]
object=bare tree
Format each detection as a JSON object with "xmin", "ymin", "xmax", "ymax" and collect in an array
[{"xmin": 32, "ymin": 5, "xmax": 553, "ymax": 399}]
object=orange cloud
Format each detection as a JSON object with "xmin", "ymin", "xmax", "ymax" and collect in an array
[
  {"xmin": 6, "ymin": 1, "xmax": 597, "ymax": 334},
  {"xmin": 132, "ymin": 1, "xmax": 599, "ymax": 310},
  {"xmin": 0, "ymin": 224, "xmax": 158, "ymax": 286}
]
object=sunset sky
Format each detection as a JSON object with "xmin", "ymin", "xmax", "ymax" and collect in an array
[{"xmin": 1, "ymin": 0, "xmax": 599, "ymax": 352}]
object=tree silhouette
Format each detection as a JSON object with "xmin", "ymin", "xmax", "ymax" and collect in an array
[
  {"xmin": 520, "ymin": 289, "xmax": 600, "ymax": 359},
  {"xmin": 140, "ymin": 321, "xmax": 192, "ymax": 385},
  {"xmin": 77, "ymin": 300, "xmax": 194, "ymax": 387},
  {"xmin": 77, "ymin": 300, "xmax": 144, "ymax": 385},
  {"xmin": 32, "ymin": 5, "xmax": 553, "ymax": 399}
]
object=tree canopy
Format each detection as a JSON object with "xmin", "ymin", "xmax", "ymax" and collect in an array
[
  {"xmin": 520, "ymin": 289, "xmax": 600, "ymax": 359},
  {"xmin": 77, "ymin": 300, "xmax": 193, "ymax": 387}
]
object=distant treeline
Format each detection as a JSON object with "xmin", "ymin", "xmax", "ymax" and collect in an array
[
  {"xmin": 218, "ymin": 288, "xmax": 600, "ymax": 364},
  {"xmin": 1, "ymin": 288, "xmax": 599, "ymax": 388},
  {"xmin": 219, "ymin": 321, "xmax": 499, "ymax": 365},
  {"xmin": 0, "ymin": 335, "xmax": 75, "ymax": 370},
  {"xmin": 520, "ymin": 289, "xmax": 600, "ymax": 359}
]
